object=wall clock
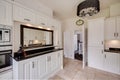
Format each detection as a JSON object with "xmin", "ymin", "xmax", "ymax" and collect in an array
[{"xmin": 76, "ymin": 19, "xmax": 84, "ymax": 26}]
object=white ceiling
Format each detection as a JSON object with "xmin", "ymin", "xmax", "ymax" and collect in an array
[{"xmin": 38, "ymin": 0, "xmax": 120, "ymax": 19}]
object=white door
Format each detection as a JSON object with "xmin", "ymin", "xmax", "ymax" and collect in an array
[
  {"xmin": 0, "ymin": 0, "xmax": 12, "ymax": 25},
  {"xmin": 64, "ymin": 31, "xmax": 74, "ymax": 59},
  {"xmin": 104, "ymin": 52, "xmax": 120, "ymax": 74},
  {"xmin": 105, "ymin": 17, "xmax": 116, "ymax": 40},
  {"xmin": 116, "ymin": 16, "xmax": 120, "ymax": 40},
  {"xmin": 82, "ymin": 25, "xmax": 87, "ymax": 68}
]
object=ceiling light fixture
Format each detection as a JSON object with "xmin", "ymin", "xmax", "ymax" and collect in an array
[
  {"xmin": 46, "ymin": 28, "xmax": 51, "ymax": 30},
  {"xmin": 38, "ymin": 26, "xmax": 43, "ymax": 28},
  {"xmin": 77, "ymin": 0, "xmax": 100, "ymax": 17},
  {"xmin": 25, "ymin": 24, "xmax": 32, "ymax": 27}
]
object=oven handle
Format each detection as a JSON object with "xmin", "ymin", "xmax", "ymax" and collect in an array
[{"xmin": 0, "ymin": 50, "xmax": 12, "ymax": 55}]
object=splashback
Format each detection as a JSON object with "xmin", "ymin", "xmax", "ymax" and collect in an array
[{"xmin": 105, "ymin": 40, "xmax": 120, "ymax": 49}]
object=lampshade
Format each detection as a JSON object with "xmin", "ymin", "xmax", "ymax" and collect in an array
[{"xmin": 77, "ymin": 0, "xmax": 100, "ymax": 17}]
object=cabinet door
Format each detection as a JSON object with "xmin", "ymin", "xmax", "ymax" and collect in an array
[
  {"xmin": 104, "ymin": 52, "xmax": 120, "ymax": 74},
  {"xmin": 36, "ymin": 14, "xmax": 48, "ymax": 27},
  {"xmin": 30, "ymin": 60, "xmax": 38, "ymax": 79},
  {"xmin": 116, "ymin": 16, "xmax": 120, "ymax": 40},
  {"xmin": 51, "ymin": 20, "xmax": 62, "ymax": 47},
  {"xmin": 46, "ymin": 54, "xmax": 52, "ymax": 74},
  {"xmin": 0, "ymin": 0, "xmax": 12, "ymax": 25},
  {"xmin": 37, "ymin": 55, "xmax": 47, "ymax": 78},
  {"xmin": 88, "ymin": 47, "xmax": 104, "ymax": 70},
  {"xmin": 88, "ymin": 18, "xmax": 104, "ymax": 47},
  {"xmin": 105, "ymin": 17, "xmax": 116, "ymax": 40},
  {"xmin": 0, "ymin": 70, "xmax": 13, "ymax": 80},
  {"xmin": 51, "ymin": 52, "xmax": 58, "ymax": 72},
  {"xmin": 23, "ymin": 62, "xmax": 31, "ymax": 80},
  {"xmin": 57, "ymin": 51, "xmax": 63, "ymax": 69},
  {"xmin": 13, "ymin": 4, "xmax": 36, "ymax": 24},
  {"xmin": 22, "ymin": 8, "xmax": 36, "ymax": 24},
  {"xmin": 23, "ymin": 60, "xmax": 38, "ymax": 80}
]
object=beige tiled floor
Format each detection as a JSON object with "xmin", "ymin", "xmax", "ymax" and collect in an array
[{"xmin": 49, "ymin": 58, "xmax": 120, "ymax": 80}]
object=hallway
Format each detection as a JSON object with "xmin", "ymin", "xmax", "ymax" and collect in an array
[{"xmin": 49, "ymin": 58, "xmax": 120, "ymax": 80}]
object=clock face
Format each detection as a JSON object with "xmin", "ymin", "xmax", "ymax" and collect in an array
[{"xmin": 76, "ymin": 19, "xmax": 84, "ymax": 26}]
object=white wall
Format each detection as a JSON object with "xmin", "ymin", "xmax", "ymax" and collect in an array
[
  {"xmin": 62, "ymin": 4, "xmax": 119, "ymax": 59},
  {"xmin": 13, "ymin": 21, "xmax": 21, "ymax": 52},
  {"xmin": 62, "ymin": 1, "xmax": 120, "ymax": 59},
  {"xmin": 110, "ymin": 3, "xmax": 120, "ymax": 17},
  {"xmin": 63, "ymin": 17, "xmax": 84, "ymax": 59}
]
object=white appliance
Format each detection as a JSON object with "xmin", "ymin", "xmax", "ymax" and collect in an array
[
  {"xmin": 0, "ymin": 46, "xmax": 12, "ymax": 73},
  {"xmin": 0, "ymin": 24, "xmax": 12, "ymax": 46}
]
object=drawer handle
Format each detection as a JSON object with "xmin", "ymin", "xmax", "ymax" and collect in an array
[
  {"xmin": 58, "ymin": 53, "xmax": 60, "ymax": 57},
  {"xmin": 102, "ymin": 50, "xmax": 103, "ymax": 54},
  {"xmin": 105, "ymin": 54, "xmax": 106, "ymax": 58},
  {"xmin": 117, "ymin": 33, "xmax": 119, "ymax": 37},
  {"xmin": 32, "ymin": 62, "xmax": 34, "ymax": 68},
  {"xmin": 114, "ymin": 33, "xmax": 116, "ymax": 37},
  {"xmin": 41, "ymin": 23, "xmax": 45, "ymax": 25},
  {"xmin": 47, "ymin": 56, "xmax": 51, "ymax": 62},
  {"xmin": 24, "ymin": 18, "xmax": 31, "ymax": 21},
  {"xmin": 101, "ymin": 41, "xmax": 103, "ymax": 45}
]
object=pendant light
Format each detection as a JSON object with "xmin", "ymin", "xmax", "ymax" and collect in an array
[{"xmin": 77, "ymin": 0, "xmax": 100, "ymax": 17}]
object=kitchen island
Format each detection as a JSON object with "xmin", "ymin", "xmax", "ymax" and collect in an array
[{"xmin": 12, "ymin": 46, "xmax": 63, "ymax": 80}]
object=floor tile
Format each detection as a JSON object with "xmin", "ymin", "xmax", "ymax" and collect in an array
[{"xmin": 48, "ymin": 58, "xmax": 120, "ymax": 80}]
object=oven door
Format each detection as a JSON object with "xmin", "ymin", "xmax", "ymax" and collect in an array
[
  {"xmin": 0, "ymin": 29, "xmax": 3, "ymax": 42},
  {"xmin": 0, "ymin": 50, "xmax": 12, "ymax": 72}
]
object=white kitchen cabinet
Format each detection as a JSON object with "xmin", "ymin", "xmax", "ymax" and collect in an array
[
  {"xmin": 13, "ymin": 4, "xmax": 36, "ymax": 24},
  {"xmin": 13, "ymin": 50, "xmax": 63, "ymax": 80},
  {"xmin": 116, "ymin": 16, "xmax": 120, "ymax": 40},
  {"xmin": 88, "ymin": 18, "xmax": 104, "ymax": 70},
  {"xmin": 51, "ymin": 52, "xmax": 59, "ymax": 72},
  {"xmin": 29, "ymin": 60, "xmax": 38, "ymax": 79},
  {"xmin": 57, "ymin": 51, "xmax": 63, "ymax": 69},
  {"xmin": 46, "ymin": 51, "xmax": 63, "ymax": 76},
  {"xmin": 88, "ymin": 18, "xmax": 104, "ymax": 47},
  {"xmin": 46, "ymin": 52, "xmax": 58, "ymax": 74},
  {"xmin": 104, "ymin": 52, "xmax": 120, "ymax": 75},
  {"xmin": 13, "ymin": 57, "xmax": 38, "ymax": 80},
  {"xmin": 51, "ymin": 20, "xmax": 62, "ymax": 48},
  {"xmin": 0, "ymin": 0, "xmax": 12, "ymax": 25},
  {"xmin": 0, "ymin": 70, "xmax": 13, "ymax": 80},
  {"xmin": 88, "ymin": 47, "xmax": 104, "ymax": 70},
  {"xmin": 37, "ymin": 55, "xmax": 47, "ymax": 79},
  {"xmin": 105, "ymin": 16, "xmax": 120, "ymax": 40},
  {"xmin": 36, "ymin": 14, "xmax": 48, "ymax": 27}
]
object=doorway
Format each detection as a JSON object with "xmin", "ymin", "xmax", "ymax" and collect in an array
[{"xmin": 74, "ymin": 32, "xmax": 83, "ymax": 61}]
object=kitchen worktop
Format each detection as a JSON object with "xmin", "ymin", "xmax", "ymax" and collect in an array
[
  {"xmin": 104, "ymin": 48, "xmax": 120, "ymax": 53},
  {"xmin": 11, "ymin": 47, "xmax": 63, "ymax": 61},
  {"xmin": 104, "ymin": 50, "xmax": 120, "ymax": 53}
]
